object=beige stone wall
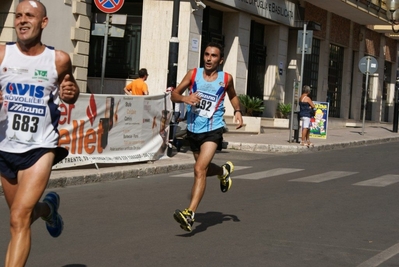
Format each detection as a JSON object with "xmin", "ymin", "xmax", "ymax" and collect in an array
[{"xmin": 0, "ymin": 0, "xmax": 17, "ymax": 44}]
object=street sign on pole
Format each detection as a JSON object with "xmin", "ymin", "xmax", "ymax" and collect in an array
[
  {"xmin": 358, "ymin": 56, "xmax": 378, "ymax": 135},
  {"xmin": 92, "ymin": 13, "xmax": 127, "ymax": 38},
  {"xmin": 297, "ymin": 30, "xmax": 313, "ymax": 54},
  {"xmin": 297, "ymin": 23, "xmax": 310, "ymax": 108},
  {"xmin": 358, "ymin": 56, "xmax": 378, "ymax": 75},
  {"xmin": 93, "ymin": 0, "xmax": 125, "ymax": 93},
  {"xmin": 94, "ymin": 0, "xmax": 125, "ymax": 14}
]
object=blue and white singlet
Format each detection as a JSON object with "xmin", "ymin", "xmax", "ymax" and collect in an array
[
  {"xmin": 0, "ymin": 43, "xmax": 61, "ymax": 153},
  {"xmin": 187, "ymin": 68, "xmax": 228, "ymax": 133}
]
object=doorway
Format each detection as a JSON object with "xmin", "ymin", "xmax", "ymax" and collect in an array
[
  {"xmin": 247, "ymin": 21, "xmax": 266, "ymax": 99},
  {"xmin": 327, "ymin": 44, "xmax": 344, "ymax": 117}
]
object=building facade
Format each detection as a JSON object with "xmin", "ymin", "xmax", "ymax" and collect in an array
[{"xmin": 0, "ymin": 0, "xmax": 398, "ymax": 122}]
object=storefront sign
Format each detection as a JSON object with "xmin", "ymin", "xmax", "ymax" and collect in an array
[{"xmin": 215, "ymin": 0, "xmax": 295, "ymax": 26}]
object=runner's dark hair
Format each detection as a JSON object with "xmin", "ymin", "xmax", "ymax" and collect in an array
[{"xmin": 205, "ymin": 42, "xmax": 224, "ymax": 58}]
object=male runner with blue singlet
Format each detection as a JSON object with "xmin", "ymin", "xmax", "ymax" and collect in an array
[{"xmin": 171, "ymin": 42, "xmax": 243, "ymax": 232}]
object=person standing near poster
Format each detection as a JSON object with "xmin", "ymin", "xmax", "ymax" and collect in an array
[
  {"xmin": 0, "ymin": 1, "xmax": 79, "ymax": 266},
  {"xmin": 171, "ymin": 42, "xmax": 243, "ymax": 232},
  {"xmin": 299, "ymin": 85, "xmax": 315, "ymax": 147}
]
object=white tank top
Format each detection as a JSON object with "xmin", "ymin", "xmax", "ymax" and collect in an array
[{"xmin": 0, "ymin": 43, "xmax": 60, "ymax": 153}]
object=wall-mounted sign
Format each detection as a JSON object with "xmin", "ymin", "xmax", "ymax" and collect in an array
[{"xmin": 214, "ymin": 0, "xmax": 295, "ymax": 26}]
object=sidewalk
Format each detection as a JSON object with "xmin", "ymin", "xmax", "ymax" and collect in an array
[
  {"xmin": 1, "ymin": 122, "xmax": 399, "ymax": 194},
  {"xmin": 224, "ymin": 123, "xmax": 399, "ymax": 153}
]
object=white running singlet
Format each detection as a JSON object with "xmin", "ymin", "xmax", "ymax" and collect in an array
[{"xmin": 0, "ymin": 43, "xmax": 61, "ymax": 153}]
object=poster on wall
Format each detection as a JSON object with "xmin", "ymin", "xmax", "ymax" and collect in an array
[
  {"xmin": 53, "ymin": 93, "xmax": 172, "ymax": 169},
  {"xmin": 310, "ymin": 101, "xmax": 329, "ymax": 139}
]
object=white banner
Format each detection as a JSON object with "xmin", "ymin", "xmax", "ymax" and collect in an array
[{"xmin": 53, "ymin": 93, "xmax": 172, "ymax": 169}]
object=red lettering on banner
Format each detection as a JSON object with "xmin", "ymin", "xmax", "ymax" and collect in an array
[
  {"xmin": 59, "ymin": 103, "xmax": 75, "ymax": 125},
  {"xmin": 59, "ymin": 120, "xmax": 105, "ymax": 154}
]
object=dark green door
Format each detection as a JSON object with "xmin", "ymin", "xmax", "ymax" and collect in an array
[{"xmin": 247, "ymin": 21, "xmax": 266, "ymax": 99}]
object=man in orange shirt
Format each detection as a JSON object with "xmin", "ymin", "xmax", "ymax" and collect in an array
[{"xmin": 124, "ymin": 68, "xmax": 149, "ymax": 95}]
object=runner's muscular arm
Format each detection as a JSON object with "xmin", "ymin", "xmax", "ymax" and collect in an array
[
  {"xmin": 56, "ymin": 50, "xmax": 80, "ymax": 104},
  {"xmin": 171, "ymin": 69, "xmax": 201, "ymax": 105},
  {"xmin": 226, "ymin": 74, "xmax": 243, "ymax": 129}
]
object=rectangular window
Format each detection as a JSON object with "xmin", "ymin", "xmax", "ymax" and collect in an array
[
  {"xmin": 303, "ymin": 38, "xmax": 320, "ymax": 100},
  {"xmin": 88, "ymin": 1, "xmax": 142, "ymax": 79},
  {"xmin": 383, "ymin": 61, "xmax": 392, "ymax": 101},
  {"xmin": 247, "ymin": 21, "xmax": 266, "ymax": 100},
  {"xmin": 201, "ymin": 7, "xmax": 224, "ymax": 69},
  {"xmin": 328, "ymin": 44, "xmax": 344, "ymax": 118}
]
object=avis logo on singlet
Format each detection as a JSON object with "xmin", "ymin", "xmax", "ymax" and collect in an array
[
  {"xmin": 5, "ymin": 82, "xmax": 45, "ymax": 98},
  {"xmin": 4, "ymin": 82, "xmax": 47, "ymax": 144}
]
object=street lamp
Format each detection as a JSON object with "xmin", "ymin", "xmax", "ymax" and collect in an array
[{"xmin": 387, "ymin": 0, "xmax": 399, "ymax": 33}]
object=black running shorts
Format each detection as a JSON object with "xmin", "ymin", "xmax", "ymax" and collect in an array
[
  {"xmin": 0, "ymin": 147, "xmax": 68, "ymax": 179},
  {"xmin": 186, "ymin": 127, "xmax": 224, "ymax": 152}
]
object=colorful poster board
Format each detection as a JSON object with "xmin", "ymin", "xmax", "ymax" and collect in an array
[{"xmin": 310, "ymin": 101, "xmax": 329, "ymax": 139}]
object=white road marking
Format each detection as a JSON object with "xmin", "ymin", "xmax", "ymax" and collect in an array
[
  {"xmin": 170, "ymin": 166, "xmax": 250, "ymax": 177},
  {"xmin": 289, "ymin": 171, "xmax": 358, "ymax": 183},
  {"xmin": 353, "ymin": 175, "xmax": 399, "ymax": 187},
  {"xmin": 357, "ymin": 243, "xmax": 399, "ymax": 267},
  {"xmin": 172, "ymin": 168, "xmax": 399, "ymax": 188},
  {"xmin": 234, "ymin": 168, "xmax": 304, "ymax": 180}
]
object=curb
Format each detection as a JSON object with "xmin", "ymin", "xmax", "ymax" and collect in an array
[
  {"xmin": 47, "ymin": 162, "xmax": 195, "ymax": 188},
  {"xmin": 0, "ymin": 159, "xmax": 195, "ymax": 196},
  {"xmin": 225, "ymin": 136, "xmax": 399, "ymax": 153}
]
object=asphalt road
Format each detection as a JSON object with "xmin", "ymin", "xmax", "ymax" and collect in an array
[{"xmin": 1, "ymin": 142, "xmax": 399, "ymax": 266}]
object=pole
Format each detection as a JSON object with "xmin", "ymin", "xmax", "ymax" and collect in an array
[
  {"xmin": 100, "ymin": 13, "xmax": 110, "ymax": 94},
  {"xmin": 167, "ymin": 0, "xmax": 180, "ymax": 90},
  {"xmin": 289, "ymin": 79, "xmax": 296, "ymax": 143},
  {"xmin": 166, "ymin": 0, "xmax": 180, "ymax": 157},
  {"xmin": 298, "ymin": 22, "xmax": 307, "ymax": 98},
  {"xmin": 361, "ymin": 57, "xmax": 370, "ymax": 135}
]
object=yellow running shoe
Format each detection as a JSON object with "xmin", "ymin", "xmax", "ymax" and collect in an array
[
  {"xmin": 218, "ymin": 161, "xmax": 234, "ymax": 193},
  {"xmin": 173, "ymin": 208, "xmax": 195, "ymax": 232}
]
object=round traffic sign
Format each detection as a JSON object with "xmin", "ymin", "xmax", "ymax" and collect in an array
[
  {"xmin": 94, "ymin": 0, "xmax": 124, "ymax": 14},
  {"xmin": 358, "ymin": 56, "xmax": 378, "ymax": 74}
]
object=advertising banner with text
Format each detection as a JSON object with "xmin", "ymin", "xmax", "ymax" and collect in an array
[
  {"xmin": 53, "ymin": 93, "xmax": 172, "ymax": 169},
  {"xmin": 310, "ymin": 101, "xmax": 329, "ymax": 139}
]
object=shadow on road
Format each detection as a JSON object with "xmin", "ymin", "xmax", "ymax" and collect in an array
[{"xmin": 177, "ymin": 211, "xmax": 240, "ymax": 237}]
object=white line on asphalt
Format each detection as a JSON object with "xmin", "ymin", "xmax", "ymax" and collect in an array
[
  {"xmin": 353, "ymin": 175, "xmax": 399, "ymax": 187},
  {"xmin": 234, "ymin": 168, "xmax": 304, "ymax": 180},
  {"xmin": 357, "ymin": 243, "xmax": 399, "ymax": 267},
  {"xmin": 170, "ymin": 166, "xmax": 251, "ymax": 177},
  {"xmin": 289, "ymin": 171, "xmax": 358, "ymax": 183}
]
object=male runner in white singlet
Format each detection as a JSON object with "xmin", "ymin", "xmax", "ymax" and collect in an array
[
  {"xmin": 171, "ymin": 42, "xmax": 243, "ymax": 232},
  {"xmin": 0, "ymin": 1, "xmax": 79, "ymax": 266}
]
